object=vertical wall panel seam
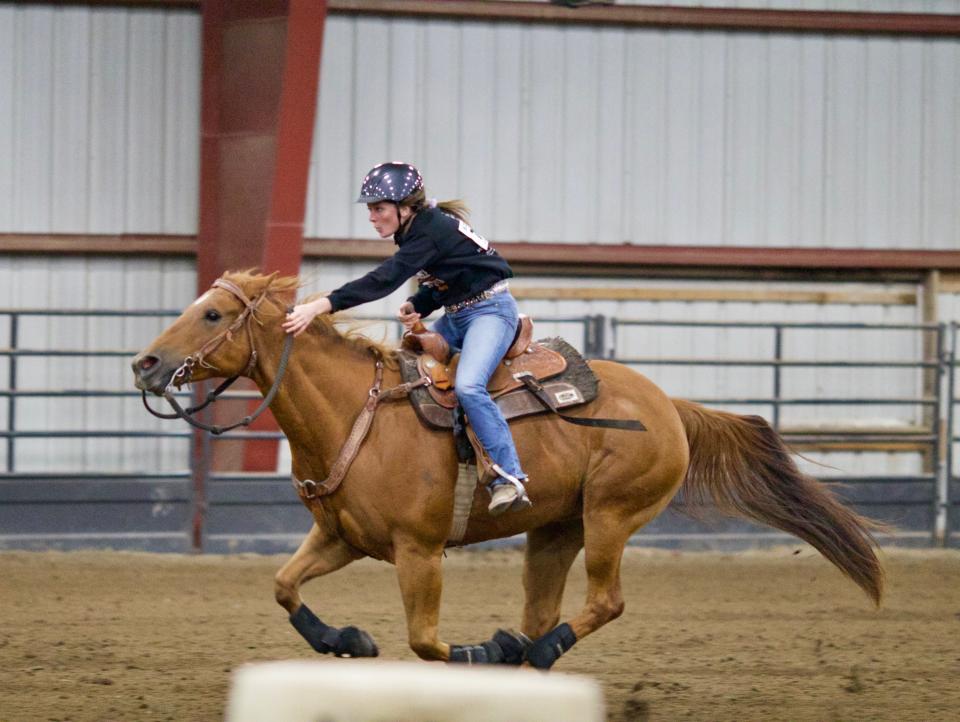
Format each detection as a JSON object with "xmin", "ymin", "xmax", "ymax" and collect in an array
[
  {"xmin": 790, "ymin": 35, "xmax": 800, "ymax": 246},
  {"xmin": 920, "ymin": 41, "xmax": 930, "ymax": 248},
  {"xmin": 856, "ymin": 36, "xmax": 866, "ymax": 248},
  {"xmin": 721, "ymin": 33, "xmax": 732, "ymax": 246},
  {"xmin": 693, "ymin": 30, "xmax": 703, "ymax": 246},
  {"xmin": 761, "ymin": 32, "xmax": 770, "ymax": 246},
  {"xmin": 348, "ymin": 17, "xmax": 359, "ymax": 236},
  {"xmin": 819, "ymin": 35, "xmax": 829, "ymax": 247},
  {"xmin": 47, "ymin": 9, "xmax": 56, "ymax": 231},
  {"xmin": 955, "ymin": 43, "xmax": 960, "ymax": 249},
  {"xmin": 456, "ymin": 21, "xmax": 464, "ymax": 200},
  {"xmin": 519, "ymin": 29, "xmax": 529, "ymax": 240},
  {"xmin": 160, "ymin": 14, "xmax": 169, "ymax": 233},
  {"xmin": 657, "ymin": 32, "xmax": 666, "ymax": 246},
  {"xmin": 122, "ymin": 10, "xmax": 131, "ymax": 232},
  {"xmin": 888, "ymin": 40, "xmax": 898, "ymax": 248},
  {"xmin": 560, "ymin": 27, "xmax": 568, "ymax": 242},
  {"xmin": 620, "ymin": 30, "xmax": 631, "ymax": 244},
  {"xmin": 84, "ymin": 11, "xmax": 94, "ymax": 232},
  {"xmin": 10, "ymin": 9, "xmax": 19, "ymax": 229},
  {"xmin": 385, "ymin": 18, "xmax": 393, "ymax": 159},
  {"xmin": 593, "ymin": 29, "xmax": 601, "ymax": 242},
  {"xmin": 492, "ymin": 23, "xmax": 500, "ymax": 234}
]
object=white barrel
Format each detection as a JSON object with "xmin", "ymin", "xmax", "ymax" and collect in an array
[{"xmin": 225, "ymin": 660, "xmax": 605, "ymax": 722}]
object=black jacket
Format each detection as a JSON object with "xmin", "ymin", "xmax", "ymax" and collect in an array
[{"xmin": 326, "ymin": 207, "xmax": 513, "ymax": 317}]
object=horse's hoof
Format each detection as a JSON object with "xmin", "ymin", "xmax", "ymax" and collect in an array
[{"xmin": 334, "ymin": 626, "xmax": 379, "ymax": 658}]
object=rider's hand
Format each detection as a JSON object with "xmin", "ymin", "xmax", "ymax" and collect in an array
[
  {"xmin": 397, "ymin": 301, "xmax": 421, "ymax": 332},
  {"xmin": 283, "ymin": 297, "xmax": 332, "ymax": 336}
]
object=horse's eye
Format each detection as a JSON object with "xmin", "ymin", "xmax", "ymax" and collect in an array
[{"xmin": 205, "ymin": 309, "xmax": 222, "ymax": 322}]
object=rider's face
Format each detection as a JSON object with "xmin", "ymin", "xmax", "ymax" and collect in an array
[{"xmin": 367, "ymin": 202, "xmax": 412, "ymax": 238}]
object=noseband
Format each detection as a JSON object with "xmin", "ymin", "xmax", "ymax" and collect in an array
[{"xmin": 141, "ymin": 278, "xmax": 295, "ymax": 435}]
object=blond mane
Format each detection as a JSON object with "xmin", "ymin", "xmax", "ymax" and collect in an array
[{"xmin": 221, "ymin": 269, "xmax": 400, "ymax": 366}]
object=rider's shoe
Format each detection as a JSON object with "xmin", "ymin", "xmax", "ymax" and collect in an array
[
  {"xmin": 488, "ymin": 483, "xmax": 519, "ymax": 515},
  {"xmin": 487, "ymin": 466, "xmax": 532, "ymax": 516}
]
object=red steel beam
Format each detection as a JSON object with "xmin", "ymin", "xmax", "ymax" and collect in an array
[{"xmin": 198, "ymin": 0, "xmax": 327, "ymax": 475}]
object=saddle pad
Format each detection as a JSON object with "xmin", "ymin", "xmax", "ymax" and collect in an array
[{"xmin": 398, "ymin": 337, "xmax": 599, "ymax": 431}]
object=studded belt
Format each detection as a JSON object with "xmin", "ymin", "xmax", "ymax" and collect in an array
[{"xmin": 444, "ymin": 280, "xmax": 509, "ymax": 314}]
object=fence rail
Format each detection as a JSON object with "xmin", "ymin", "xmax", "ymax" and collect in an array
[{"xmin": 0, "ymin": 310, "xmax": 956, "ymax": 552}]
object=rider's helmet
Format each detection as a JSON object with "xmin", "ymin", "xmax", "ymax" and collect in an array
[{"xmin": 356, "ymin": 162, "xmax": 423, "ymax": 204}]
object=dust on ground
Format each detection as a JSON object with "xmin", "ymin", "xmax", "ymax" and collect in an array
[{"xmin": 1, "ymin": 547, "xmax": 958, "ymax": 722}]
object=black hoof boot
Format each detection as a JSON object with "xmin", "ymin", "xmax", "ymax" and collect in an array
[
  {"xmin": 289, "ymin": 604, "xmax": 378, "ymax": 658},
  {"xmin": 333, "ymin": 626, "xmax": 379, "ymax": 658},
  {"xmin": 449, "ymin": 628, "xmax": 532, "ymax": 665}
]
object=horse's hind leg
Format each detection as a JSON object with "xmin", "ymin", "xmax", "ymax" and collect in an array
[
  {"xmin": 275, "ymin": 522, "xmax": 377, "ymax": 658},
  {"xmin": 522, "ymin": 519, "xmax": 584, "ymax": 639},
  {"xmin": 526, "ymin": 505, "xmax": 662, "ymax": 670}
]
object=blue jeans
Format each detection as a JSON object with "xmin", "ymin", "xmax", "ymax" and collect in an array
[{"xmin": 431, "ymin": 293, "xmax": 527, "ymax": 481}]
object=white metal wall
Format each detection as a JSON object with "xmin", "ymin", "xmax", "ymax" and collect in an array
[
  {"xmin": 2, "ymin": 5, "xmax": 959, "ymax": 253},
  {"xmin": 306, "ymin": 14, "xmax": 960, "ymax": 250},
  {"xmin": 0, "ymin": 4, "xmax": 200, "ymax": 234}
]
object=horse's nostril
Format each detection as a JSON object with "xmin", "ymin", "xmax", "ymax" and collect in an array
[{"xmin": 139, "ymin": 355, "xmax": 159, "ymax": 372}]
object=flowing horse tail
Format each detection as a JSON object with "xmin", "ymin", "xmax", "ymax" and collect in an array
[{"xmin": 670, "ymin": 398, "xmax": 885, "ymax": 606}]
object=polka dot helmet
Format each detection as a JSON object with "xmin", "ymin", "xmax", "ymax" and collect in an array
[{"xmin": 356, "ymin": 162, "xmax": 423, "ymax": 204}]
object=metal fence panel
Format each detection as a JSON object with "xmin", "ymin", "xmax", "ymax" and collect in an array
[{"xmin": 0, "ymin": 309, "xmax": 955, "ymax": 551}]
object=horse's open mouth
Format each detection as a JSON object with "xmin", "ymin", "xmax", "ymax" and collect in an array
[{"xmin": 132, "ymin": 355, "xmax": 176, "ymax": 395}]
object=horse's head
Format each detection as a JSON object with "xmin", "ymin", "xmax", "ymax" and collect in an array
[{"xmin": 132, "ymin": 271, "xmax": 288, "ymax": 395}]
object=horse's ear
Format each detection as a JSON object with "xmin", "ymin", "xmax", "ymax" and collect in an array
[{"xmin": 252, "ymin": 271, "xmax": 280, "ymax": 296}]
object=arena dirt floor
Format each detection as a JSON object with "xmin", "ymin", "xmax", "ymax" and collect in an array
[{"xmin": 0, "ymin": 546, "xmax": 957, "ymax": 722}]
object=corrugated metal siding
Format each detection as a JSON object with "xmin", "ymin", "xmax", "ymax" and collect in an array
[
  {"xmin": 2, "ymin": 5, "xmax": 958, "ymax": 250},
  {"xmin": 0, "ymin": 4, "xmax": 200, "ymax": 234},
  {"xmin": 306, "ymin": 14, "xmax": 960, "ymax": 250}
]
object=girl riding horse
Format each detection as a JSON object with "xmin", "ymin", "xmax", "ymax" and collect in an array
[{"xmin": 283, "ymin": 162, "xmax": 531, "ymax": 515}]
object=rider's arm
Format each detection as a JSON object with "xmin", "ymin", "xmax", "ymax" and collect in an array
[
  {"xmin": 327, "ymin": 233, "xmax": 440, "ymax": 313},
  {"xmin": 407, "ymin": 284, "xmax": 442, "ymax": 317}
]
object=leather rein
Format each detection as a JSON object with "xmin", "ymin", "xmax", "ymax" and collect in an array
[{"xmin": 141, "ymin": 278, "xmax": 294, "ymax": 436}]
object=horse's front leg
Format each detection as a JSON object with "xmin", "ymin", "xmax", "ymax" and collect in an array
[
  {"xmin": 276, "ymin": 521, "xmax": 378, "ymax": 658},
  {"xmin": 394, "ymin": 538, "xmax": 530, "ymax": 665}
]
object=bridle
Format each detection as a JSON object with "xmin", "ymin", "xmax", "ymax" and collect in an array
[{"xmin": 141, "ymin": 278, "xmax": 294, "ymax": 435}]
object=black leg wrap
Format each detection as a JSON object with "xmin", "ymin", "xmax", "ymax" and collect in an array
[
  {"xmin": 289, "ymin": 604, "xmax": 379, "ymax": 658},
  {"xmin": 449, "ymin": 639, "xmax": 504, "ymax": 664},
  {"xmin": 492, "ymin": 629, "xmax": 533, "ymax": 666},
  {"xmin": 449, "ymin": 629, "xmax": 532, "ymax": 665},
  {"xmin": 289, "ymin": 603, "xmax": 336, "ymax": 654},
  {"xmin": 525, "ymin": 623, "xmax": 577, "ymax": 670}
]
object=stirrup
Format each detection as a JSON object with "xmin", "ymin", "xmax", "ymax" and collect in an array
[{"xmin": 487, "ymin": 465, "xmax": 532, "ymax": 516}]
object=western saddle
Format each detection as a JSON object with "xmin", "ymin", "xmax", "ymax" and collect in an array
[{"xmin": 400, "ymin": 315, "xmax": 567, "ymax": 409}]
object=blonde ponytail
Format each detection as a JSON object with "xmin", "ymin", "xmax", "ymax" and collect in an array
[{"xmin": 400, "ymin": 188, "xmax": 471, "ymax": 223}]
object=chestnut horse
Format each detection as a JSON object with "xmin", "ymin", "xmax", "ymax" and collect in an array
[{"xmin": 132, "ymin": 271, "xmax": 883, "ymax": 668}]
